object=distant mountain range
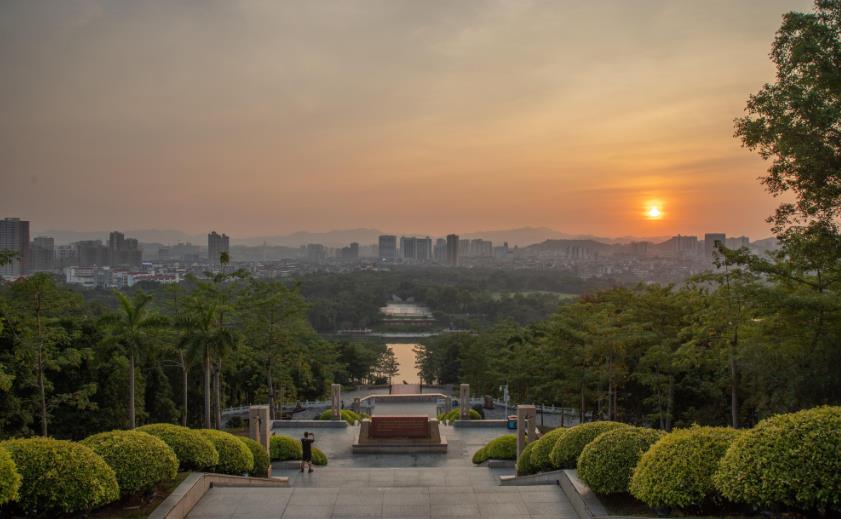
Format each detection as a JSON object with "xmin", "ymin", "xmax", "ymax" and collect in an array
[{"xmin": 36, "ymin": 226, "xmax": 767, "ymax": 249}]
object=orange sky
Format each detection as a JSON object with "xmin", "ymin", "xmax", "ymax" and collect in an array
[{"xmin": 0, "ymin": 0, "xmax": 811, "ymax": 240}]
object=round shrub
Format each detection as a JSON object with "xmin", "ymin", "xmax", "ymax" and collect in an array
[
  {"xmin": 317, "ymin": 409, "xmax": 360, "ymax": 424},
  {"xmin": 0, "ymin": 446, "xmax": 21, "ymax": 505},
  {"xmin": 237, "ymin": 437, "xmax": 271, "ymax": 477},
  {"xmin": 82, "ymin": 430, "xmax": 178, "ymax": 497},
  {"xmin": 516, "ymin": 441, "xmax": 539, "ymax": 476},
  {"xmin": 577, "ymin": 426, "xmax": 664, "ymax": 495},
  {"xmin": 138, "ymin": 423, "xmax": 219, "ymax": 471},
  {"xmin": 437, "ymin": 408, "xmax": 481, "ymax": 424},
  {"xmin": 199, "ymin": 430, "xmax": 254, "ymax": 475},
  {"xmin": 629, "ymin": 426, "xmax": 740, "ymax": 509},
  {"xmin": 714, "ymin": 406, "xmax": 841, "ymax": 513},
  {"xmin": 312, "ymin": 447, "xmax": 328, "ymax": 466},
  {"xmin": 473, "ymin": 434, "xmax": 516, "ymax": 463},
  {"xmin": 549, "ymin": 421, "xmax": 627, "ymax": 469},
  {"xmin": 471, "ymin": 446, "xmax": 488, "ymax": 464},
  {"xmin": 270, "ymin": 435, "xmax": 302, "ymax": 461},
  {"xmin": 1, "ymin": 438, "xmax": 119, "ymax": 516},
  {"xmin": 530, "ymin": 428, "xmax": 568, "ymax": 472}
]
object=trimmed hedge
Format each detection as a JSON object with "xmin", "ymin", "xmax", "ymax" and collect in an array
[
  {"xmin": 516, "ymin": 441, "xmax": 539, "ymax": 476},
  {"xmin": 529, "ymin": 427, "xmax": 568, "ymax": 472},
  {"xmin": 0, "ymin": 446, "xmax": 20, "ymax": 505},
  {"xmin": 270, "ymin": 435, "xmax": 302, "ymax": 461},
  {"xmin": 577, "ymin": 426, "xmax": 663, "ymax": 495},
  {"xmin": 714, "ymin": 406, "xmax": 841, "ymax": 513},
  {"xmin": 629, "ymin": 426, "xmax": 740, "ymax": 509},
  {"xmin": 549, "ymin": 421, "xmax": 627, "ymax": 469},
  {"xmin": 199, "ymin": 429, "xmax": 254, "ymax": 476},
  {"xmin": 1, "ymin": 438, "xmax": 119, "ymax": 516},
  {"xmin": 82, "ymin": 430, "xmax": 178, "ymax": 497},
  {"xmin": 317, "ymin": 409, "xmax": 360, "ymax": 424},
  {"xmin": 472, "ymin": 434, "xmax": 517, "ymax": 464},
  {"xmin": 437, "ymin": 408, "xmax": 481, "ymax": 424},
  {"xmin": 237, "ymin": 437, "xmax": 271, "ymax": 477},
  {"xmin": 137, "ymin": 423, "xmax": 219, "ymax": 471},
  {"xmin": 312, "ymin": 447, "xmax": 328, "ymax": 466}
]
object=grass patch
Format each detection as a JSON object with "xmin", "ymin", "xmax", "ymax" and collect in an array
[{"xmin": 87, "ymin": 472, "xmax": 189, "ymax": 519}]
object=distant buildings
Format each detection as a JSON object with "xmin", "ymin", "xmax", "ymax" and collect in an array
[
  {"xmin": 446, "ymin": 234, "xmax": 459, "ymax": 266},
  {"xmin": 378, "ymin": 235, "xmax": 397, "ymax": 259},
  {"xmin": 208, "ymin": 231, "xmax": 230, "ymax": 265},
  {"xmin": 0, "ymin": 217, "xmax": 30, "ymax": 276},
  {"xmin": 108, "ymin": 231, "xmax": 142, "ymax": 267},
  {"xmin": 704, "ymin": 233, "xmax": 726, "ymax": 257},
  {"xmin": 338, "ymin": 242, "xmax": 359, "ymax": 260},
  {"xmin": 726, "ymin": 236, "xmax": 750, "ymax": 249},
  {"xmin": 306, "ymin": 243, "xmax": 326, "ymax": 262},
  {"xmin": 30, "ymin": 236, "xmax": 55, "ymax": 272}
]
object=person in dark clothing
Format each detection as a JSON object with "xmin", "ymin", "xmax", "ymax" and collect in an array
[{"xmin": 300, "ymin": 432, "xmax": 315, "ymax": 473}]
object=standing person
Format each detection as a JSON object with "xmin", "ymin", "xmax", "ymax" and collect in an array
[{"xmin": 300, "ymin": 431, "xmax": 315, "ymax": 473}]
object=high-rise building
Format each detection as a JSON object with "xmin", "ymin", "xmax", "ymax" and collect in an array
[
  {"xmin": 30, "ymin": 236, "xmax": 55, "ymax": 272},
  {"xmin": 416, "ymin": 237, "xmax": 432, "ymax": 261},
  {"xmin": 208, "ymin": 231, "xmax": 230, "ymax": 265},
  {"xmin": 671, "ymin": 234, "xmax": 699, "ymax": 255},
  {"xmin": 306, "ymin": 243, "xmax": 326, "ymax": 262},
  {"xmin": 468, "ymin": 239, "xmax": 493, "ymax": 257},
  {"xmin": 705, "ymin": 233, "xmax": 726, "ymax": 257},
  {"xmin": 0, "ymin": 217, "xmax": 30, "ymax": 276},
  {"xmin": 107, "ymin": 231, "xmax": 142, "ymax": 267},
  {"xmin": 434, "ymin": 238, "xmax": 447, "ymax": 262},
  {"xmin": 725, "ymin": 236, "xmax": 750, "ymax": 250},
  {"xmin": 446, "ymin": 234, "xmax": 459, "ymax": 266},
  {"xmin": 400, "ymin": 236, "xmax": 417, "ymax": 260},
  {"xmin": 76, "ymin": 240, "xmax": 109, "ymax": 267},
  {"xmin": 378, "ymin": 235, "xmax": 397, "ymax": 259},
  {"xmin": 338, "ymin": 242, "xmax": 359, "ymax": 260}
]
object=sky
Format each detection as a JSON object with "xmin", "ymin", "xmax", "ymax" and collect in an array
[{"xmin": 0, "ymin": 0, "xmax": 813, "ymax": 240}]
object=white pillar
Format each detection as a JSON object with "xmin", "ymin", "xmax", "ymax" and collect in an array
[
  {"xmin": 516, "ymin": 405, "xmax": 536, "ymax": 460},
  {"xmin": 459, "ymin": 384, "xmax": 470, "ymax": 420},
  {"xmin": 331, "ymin": 384, "xmax": 341, "ymax": 420}
]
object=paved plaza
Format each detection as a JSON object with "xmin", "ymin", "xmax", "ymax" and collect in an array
[{"xmin": 186, "ymin": 397, "xmax": 579, "ymax": 519}]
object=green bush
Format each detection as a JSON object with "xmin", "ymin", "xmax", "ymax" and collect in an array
[
  {"xmin": 530, "ymin": 428, "xmax": 568, "ymax": 472},
  {"xmin": 714, "ymin": 406, "xmax": 841, "ymax": 514},
  {"xmin": 317, "ymin": 409, "xmax": 360, "ymax": 424},
  {"xmin": 516, "ymin": 441, "xmax": 539, "ymax": 476},
  {"xmin": 270, "ymin": 435, "xmax": 302, "ymax": 461},
  {"xmin": 629, "ymin": 426, "xmax": 740, "ymax": 509},
  {"xmin": 1, "ymin": 437, "xmax": 119, "ymax": 516},
  {"xmin": 137, "ymin": 423, "xmax": 219, "ymax": 471},
  {"xmin": 472, "ymin": 434, "xmax": 516, "ymax": 464},
  {"xmin": 437, "ymin": 408, "xmax": 481, "ymax": 424},
  {"xmin": 82, "ymin": 430, "xmax": 178, "ymax": 497},
  {"xmin": 199, "ymin": 429, "xmax": 254, "ymax": 476},
  {"xmin": 0, "ymin": 446, "xmax": 21, "ymax": 505},
  {"xmin": 237, "ymin": 437, "xmax": 271, "ymax": 477},
  {"xmin": 312, "ymin": 447, "xmax": 328, "ymax": 466},
  {"xmin": 577, "ymin": 426, "xmax": 663, "ymax": 495},
  {"xmin": 471, "ymin": 446, "xmax": 488, "ymax": 464},
  {"xmin": 549, "ymin": 421, "xmax": 627, "ymax": 469}
]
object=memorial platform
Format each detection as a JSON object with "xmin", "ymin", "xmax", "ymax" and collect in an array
[{"xmin": 353, "ymin": 415, "xmax": 448, "ymax": 454}]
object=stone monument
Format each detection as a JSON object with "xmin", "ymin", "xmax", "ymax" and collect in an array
[
  {"xmin": 248, "ymin": 405, "xmax": 271, "ymax": 475},
  {"xmin": 516, "ymin": 404, "xmax": 536, "ymax": 459},
  {"xmin": 459, "ymin": 383, "xmax": 470, "ymax": 419},
  {"xmin": 331, "ymin": 383, "xmax": 341, "ymax": 420}
]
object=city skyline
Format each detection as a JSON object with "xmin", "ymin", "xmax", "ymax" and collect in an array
[{"xmin": 1, "ymin": 1, "xmax": 810, "ymax": 239}]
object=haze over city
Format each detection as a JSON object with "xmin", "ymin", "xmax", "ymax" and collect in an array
[{"xmin": 1, "ymin": 0, "xmax": 810, "ymax": 239}]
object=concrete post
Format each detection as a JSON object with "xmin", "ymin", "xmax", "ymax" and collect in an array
[
  {"xmin": 248, "ymin": 405, "xmax": 271, "ymax": 454},
  {"xmin": 516, "ymin": 405, "xmax": 536, "ymax": 460},
  {"xmin": 459, "ymin": 384, "xmax": 470, "ymax": 420},
  {"xmin": 331, "ymin": 384, "xmax": 341, "ymax": 420}
]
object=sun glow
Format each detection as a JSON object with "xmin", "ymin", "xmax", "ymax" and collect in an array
[{"xmin": 645, "ymin": 203, "xmax": 664, "ymax": 220}]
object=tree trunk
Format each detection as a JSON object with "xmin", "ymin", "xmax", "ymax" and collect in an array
[
  {"xmin": 36, "ymin": 297, "xmax": 48, "ymax": 437},
  {"xmin": 579, "ymin": 386, "xmax": 585, "ymax": 424},
  {"xmin": 267, "ymin": 364, "xmax": 274, "ymax": 420},
  {"xmin": 215, "ymin": 359, "xmax": 223, "ymax": 430},
  {"xmin": 665, "ymin": 376, "xmax": 674, "ymax": 432},
  {"xmin": 129, "ymin": 351, "xmax": 136, "ymax": 428},
  {"xmin": 181, "ymin": 351, "xmax": 189, "ymax": 427},
  {"xmin": 204, "ymin": 348, "xmax": 212, "ymax": 429},
  {"xmin": 729, "ymin": 338, "xmax": 739, "ymax": 428}
]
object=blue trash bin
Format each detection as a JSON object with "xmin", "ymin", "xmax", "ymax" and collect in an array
[{"xmin": 506, "ymin": 415, "xmax": 517, "ymax": 430}]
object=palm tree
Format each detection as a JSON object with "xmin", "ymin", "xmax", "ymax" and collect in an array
[
  {"xmin": 178, "ymin": 301, "xmax": 236, "ymax": 429},
  {"xmin": 107, "ymin": 291, "xmax": 167, "ymax": 429}
]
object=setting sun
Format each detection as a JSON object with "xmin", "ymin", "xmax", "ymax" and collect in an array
[{"xmin": 646, "ymin": 205, "xmax": 663, "ymax": 220}]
